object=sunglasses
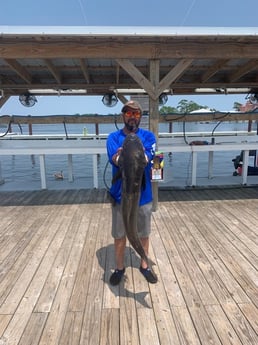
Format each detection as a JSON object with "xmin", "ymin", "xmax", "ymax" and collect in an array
[{"xmin": 124, "ymin": 110, "xmax": 141, "ymax": 119}]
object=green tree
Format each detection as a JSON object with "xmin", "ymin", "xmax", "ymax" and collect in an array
[
  {"xmin": 160, "ymin": 99, "xmax": 219, "ymax": 114},
  {"xmin": 177, "ymin": 99, "xmax": 210, "ymax": 113},
  {"xmin": 159, "ymin": 105, "xmax": 178, "ymax": 114}
]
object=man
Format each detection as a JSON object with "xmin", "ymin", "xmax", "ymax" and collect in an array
[{"xmin": 106, "ymin": 100, "xmax": 158, "ymax": 285}]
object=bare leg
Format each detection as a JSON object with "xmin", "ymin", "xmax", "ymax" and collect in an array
[
  {"xmin": 140, "ymin": 237, "xmax": 149, "ymax": 269},
  {"xmin": 114, "ymin": 237, "xmax": 126, "ymax": 270}
]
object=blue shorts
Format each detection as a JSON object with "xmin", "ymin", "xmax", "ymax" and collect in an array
[{"xmin": 111, "ymin": 202, "xmax": 152, "ymax": 239}]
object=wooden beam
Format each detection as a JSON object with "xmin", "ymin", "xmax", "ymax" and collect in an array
[
  {"xmin": 116, "ymin": 58, "xmax": 157, "ymax": 99},
  {"xmin": 79, "ymin": 59, "xmax": 90, "ymax": 83},
  {"xmin": 4, "ymin": 59, "xmax": 32, "ymax": 84},
  {"xmin": 157, "ymin": 59, "xmax": 193, "ymax": 96},
  {"xmin": 116, "ymin": 64, "xmax": 120, "ymax": 84},
  {"xmin": 229, "ymin": 59, "xmax": 258, "ymax": 82},
  {"xmin": 149, "ymin": 59, "xmax": 160, "ymax": 211},
  {"xmin": 0, "ymin": 94, "xmax": 10, "ymax": 108},
  {"xmin": 1, "ymin": 40, "xmax": 258, "ymax": 59},
  {"xmin": 43, "ymin": 59, "xmax": 62, "ymax": 84},
  {"xmin": 201, "ymin": 59, "xmax": 230, "ymax": 83}
]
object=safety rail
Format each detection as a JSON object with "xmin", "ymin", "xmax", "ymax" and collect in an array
[{"xmin": 1, "ymin": 132, "xmax": 258, "ymax": 189}]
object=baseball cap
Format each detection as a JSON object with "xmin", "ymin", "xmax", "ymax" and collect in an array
[{"xmin": 121, "ymin": 100, "xmax": 143, "ymax": 113}]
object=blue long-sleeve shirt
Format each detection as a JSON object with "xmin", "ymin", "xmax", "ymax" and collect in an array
[{"xmin": 106, "ymin": 128, "xmax": 156, "ymax": 205}]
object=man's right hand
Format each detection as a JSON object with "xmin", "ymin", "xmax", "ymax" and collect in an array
[{"xmin": 112, "ymin": 147, "xmax": 123, "ymax": 165}]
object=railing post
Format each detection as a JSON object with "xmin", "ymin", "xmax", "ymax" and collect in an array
[
  {"xmin": 39, "ymin": 154, "xmax": 47, "ymax": 189},
  {"xmin": 0, "ymin": 161, "xmax": 5, "ymax": 185}
]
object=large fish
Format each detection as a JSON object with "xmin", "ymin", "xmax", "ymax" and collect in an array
[{"xmin": 115, "ymin": 133, "xmax": 156, "ymax": 275}]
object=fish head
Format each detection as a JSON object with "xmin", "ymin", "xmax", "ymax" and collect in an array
[{"xmin": 119, "ymin": 134, "xmax": 147, "ymax": 194}]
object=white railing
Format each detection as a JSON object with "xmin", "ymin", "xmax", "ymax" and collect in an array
[{"xmin": 1, "ymin": 132, "xmax": 258, "ymax": 189}]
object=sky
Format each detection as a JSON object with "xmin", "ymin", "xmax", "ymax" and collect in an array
[{"xmin": 0, "ymin": 0, "xmax": 257, "ymax": 116}]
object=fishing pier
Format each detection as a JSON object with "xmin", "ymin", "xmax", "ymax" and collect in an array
[
  {"xmin": 1, "ymin": 26, "xmax": 258, "ymax": 344},
  {"xmin": 0, "ymin": 187, "xmax": 257, "ymax": 345}
]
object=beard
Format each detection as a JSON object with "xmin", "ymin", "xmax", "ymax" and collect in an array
[{"xmin": 124, "ymin": 119, "xmax": 139, "ymax": 132}]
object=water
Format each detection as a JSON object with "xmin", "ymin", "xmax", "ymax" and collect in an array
[{"xmin": 0, "ymin": 121, "xmax": 256, "ymax": 191}]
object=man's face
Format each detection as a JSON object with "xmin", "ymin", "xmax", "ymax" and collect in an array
[{"xmin": 123, "ymin": 107, "xmax": 142, "ymax": 132}]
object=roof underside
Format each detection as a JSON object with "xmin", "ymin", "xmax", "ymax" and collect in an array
[{"xmin": 1, "ymin": 26, "xmax": 258, "ymax": 106}]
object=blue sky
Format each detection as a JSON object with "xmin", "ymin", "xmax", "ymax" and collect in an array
[{"xmin": 0, "ymin": 0, "xmax": 257, "ymax": 115}]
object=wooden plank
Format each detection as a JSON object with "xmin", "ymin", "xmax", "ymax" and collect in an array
[
  {"xmin": 0, "ymin": 207, "xmax": 48, "ymax": 274},
  {"xmin": 78, "ymin": 203, "xmax": 109, "ymax": 345},
  {"xmin": 172, "ymin": 306, "xmax": 201, "ymax": 345},
  {"xmin": 102, "ymin": 202, "xmax": 121, "ymax": 310},
  {"xmin": 175, "ymin": 201, "xmax": 251, "ymax": 304},
  {"xmin": 192, "ymin": 204, "xmax": 258, "ymax": 307},
  {"xmin": 181, "ymin": 202, "xmax": 253, "ymax": 304},
  {"xmin": 99, "ymin": 309, "xmax": 120, "ymax": 345},
  {"xmin": 151, "ymin": 210, "xmax": 186, "ymax": 307},
  {"xmin": 0, "ymin": 314, "xmax": 12, "ymax": 336},
  {"xmin": 0, "ymin": 188, "xmax": 257, "ymax": 345},
  {"xmin": 18, "ymin": 313, "xmax": 48, "ymax": 345},
  {"xmin": 1, "ymin": 207, "xmax": 81, "ymax": 345},
  {"xmin": 148, "ymin": 275, "xmax": 181, "ymax": 345},
  {"xmin": 162, "ymin": 203, "xmax": 219, "ymax": 306},
  {"xmin": 37, "ymin": 208, "xmax": 86, "ymax": 345},
  {"xmin": 208, "ymin": 204, "xmax": 258, "ymax": 266},
  {"xmin": 58, "ymin": 311, "xmax": 84, "ymax": 345},
  {"xmin": 168, "ymin": 202, "xmax": 234, "ymax": 304},
  {"xmin": 33, "ymin": 209, "xmax": 83, "ymax": 313},
  {"xmin": 222, "ymin": 303, "xmax": 258, "ymax": 345},
  {"xmin": 119, "ymin": 273, "xmax": 140, "ymax": 345},
  {"xmin": 130, "ymin": 247, "xmax": 152, "ymax": 309},
  {"xmin": 0, "ymin": 205, "xmax": 64, "ymax": 309},
  {"xmin": 152, "ymin": 203, "xmax": 202, "ymax": 307},
  {"xmin": 137, "ymin": 308, "xmax": 160, "ymax": 345},
  {"xmin": 238, "ymin": 303, "xmax": 258, "ymax": 335},
  {"xmin": 205, "ymin": 304, "xmax": 243, "ymax": 345},
  {"xmin": 66, "ymin": 204, "xmax": 98, "ymax": 312},
  {"xmin": 0, "ymin": 206, "xmax": 76, "ymax": 314},
  {"xmin": 188, "ymin": 305, "xmax": 222, "ymax": 344}
]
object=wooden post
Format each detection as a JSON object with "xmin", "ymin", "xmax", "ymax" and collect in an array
[
  {"xmin": 95, "ymin": 123, "xmax": 99, "ymax": 135},
  {"xmin": 149, "ymin": 60, "xmax": 160, "ymax": 211},
  {"xmin": 28, "ymin": 123, "xmax": 33, "ymax": 135}
]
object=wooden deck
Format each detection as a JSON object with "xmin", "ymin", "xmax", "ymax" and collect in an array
[{"xmin": 0, "ymin": 187, "xmax": 257, "ymax": 345}]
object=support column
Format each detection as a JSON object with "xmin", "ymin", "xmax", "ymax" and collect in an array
[
  {"xmin": 67, "ymin": 154, "xmax": 74, "ymax": 182},
  {"xmin": 208, "ymin": 151, "xmax": 214, "ymax": 179},
  {"xmin": 0, "ymin": 161, "xmax": 5, "ymax": 185},
  {"xmin": 92, "ymin": 154, "xmax": 98, "ymax": 188},
  {"xmin": 39, "ymin": 154, "xmax": 47, "ymax": 189},
  {"xmin": 191, "ymin": 151, "xmax": 197, "ymax": 186},
  {"xmin": 242, "ymin": 150, "xmax": 249, "ymax": 185},
  {"xmin": 149, "ymin": 60, "xmax": 160, "ymax": 211}
]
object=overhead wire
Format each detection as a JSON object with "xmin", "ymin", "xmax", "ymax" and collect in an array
[
  {"xmin": 180, "ymin": 0, "xmax": 198, "ymax": 26},
  {"xmin": 77, "ymin": 0, "xmax": 88, "ymax": 25}
]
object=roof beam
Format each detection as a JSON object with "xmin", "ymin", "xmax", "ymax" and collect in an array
[
  {"xmin": 229, "ymin": 59, "xmax": 258, "ymax": 82},
  {"xmin": 157, "ymin": 59, "xmax": 193, "ymax": 95},
  {"xmin": 79, "ymin": 59, "xmax": 90, "ymax": 83},
  {"xmin": 201, "ymin": 59, "xmax": 230, "ymax": 82},
  {"xmin": 1, "ymin": 40, "xmax": 258, "ymax": 59},
  {"xmin": 116, "ymin": 58, "xmax": 156, "ymax": 99},
  {"xmin": 4, "ymin": 59, "xmax": 32, "ymax": 84},
  {"xmin": 43, "ymin": 59, "xmax": 62, "ymax": 83},
  {"xmin": 0, "ymin": 94, "xmax": 10, "ymax": 108}
]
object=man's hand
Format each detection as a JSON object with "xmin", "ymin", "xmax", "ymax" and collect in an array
[{"xmin": 112, "ymin": 147, "xmax": 123, "ymax": 165}]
